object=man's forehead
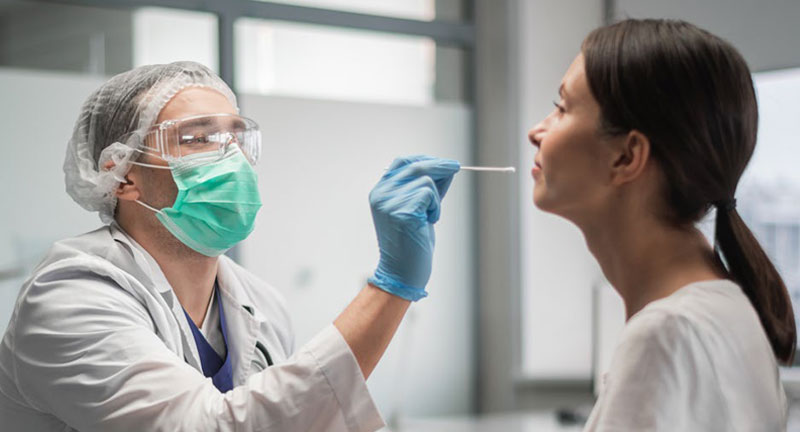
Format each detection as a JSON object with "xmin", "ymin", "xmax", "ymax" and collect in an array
[{"xmin": 156, "ymin": 87, "xmax": 236, "ymax": 123}]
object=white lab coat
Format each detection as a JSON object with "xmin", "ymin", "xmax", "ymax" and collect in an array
[{"xmin": 0, "ymin": 224, "xmax": 384, "ymax": 432}]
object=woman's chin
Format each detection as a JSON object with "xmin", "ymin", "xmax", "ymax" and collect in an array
[
  {"xmin": 532, "ymin": 188, "xmax": 565, "ymax": 217},
  {"xmin": 532, "ymin": 188, "xmax": 550, "ymax": 211}
]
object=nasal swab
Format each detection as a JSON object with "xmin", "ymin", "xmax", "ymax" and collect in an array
[
  {"xmin": 384, "ymin": 165, "xmax": 516, "ymax": 173},
  {"xmin": 460, "ymin": 166, "xmax": 516, "ymax": 173}
]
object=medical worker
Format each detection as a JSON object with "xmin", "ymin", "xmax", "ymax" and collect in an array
[
  {"xmin": 528, "ymin": 19, "xmax": 793, "ymax": 430},
  {"xmin": 0, "ymin": 61, "xmax": 460, "ymax": 431}
]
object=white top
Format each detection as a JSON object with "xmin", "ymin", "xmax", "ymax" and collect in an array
[
  {"xmin": 585, "ymin": 279, "xmax": 788, "ymax": 431},
  {"xmin": 0, "ymin": 224, "xmax": 384, "ymax": 432}
]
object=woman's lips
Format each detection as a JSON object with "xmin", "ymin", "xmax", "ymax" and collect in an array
[{"xmin": 532, "ymin": 160, "xmax": 542, "ymax": 177}]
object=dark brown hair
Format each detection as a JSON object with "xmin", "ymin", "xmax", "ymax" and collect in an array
[{"xmin": 582, "ymin": 19, "xmax": 796, "ymax": 364}]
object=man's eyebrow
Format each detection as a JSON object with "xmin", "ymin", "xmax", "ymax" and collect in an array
[
  {"xmin": 230, "ymin": 118, "xmax": 247, "ymax": 129},
  {"xmin": 181, "ymin": 117, "xmax": 216, "ymax": 128}
]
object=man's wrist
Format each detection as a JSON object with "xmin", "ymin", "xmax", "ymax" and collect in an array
[{"xmin": 367, "ymin": 271, "xmax": 427, "ymax": 302}]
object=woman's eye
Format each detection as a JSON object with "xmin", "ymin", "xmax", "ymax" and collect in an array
[{"xmin": 552, "ymin": 100, "xmax": 566, "ymax": 114}]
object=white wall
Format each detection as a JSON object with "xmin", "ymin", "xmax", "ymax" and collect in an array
[
  {"xmin": 471, "ymin": 0, "xmax": 606, "ymax": 411},
  {"xmin": 0, "ymin": 3, "xmax": 133, "ymax": 75},
  {"xmin": 0, "ymin": 68, "xmax": 106, "ymax": 333},
  {"xmin": 234, "ymin": 19, "xmax": 436, "ymax": 105},
  {"xmin": 615, "ymin": 0, "xmax": 800, "ymax": 72},
  {"xmin": 238, "ymin": 94, "xmax": 475, "ymax": 417},
  {"xmin": 132, "ymin": 8, "xmax": 218, "ymax": 72},
  {"xmin": 517, "ymin": 0, "xmax": 605, "ymax": 381}
]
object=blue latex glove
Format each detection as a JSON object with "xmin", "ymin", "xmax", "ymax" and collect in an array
[{"xmin": 368, "ymin": 155, "xmax": 461, "ymax": 301}]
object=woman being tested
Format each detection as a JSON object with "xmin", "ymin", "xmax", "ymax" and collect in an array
[{"xmin": 528, "ymin": 19, "xmax": 794, "ymax": 430}]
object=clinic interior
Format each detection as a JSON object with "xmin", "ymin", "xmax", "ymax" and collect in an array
[{"xmin": 2, "ymin": 0, "xmax": 800, "ymax": 430}]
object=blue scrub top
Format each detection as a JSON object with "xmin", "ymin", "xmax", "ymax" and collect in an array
[{"xmin": 183, "ymin": 285, "xmax": 234, "ymax": 393}]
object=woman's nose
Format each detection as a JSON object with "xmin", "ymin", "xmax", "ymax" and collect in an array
[{"xmin": 528, "ymin": 122, "xmax": 545, "ymax": 149}]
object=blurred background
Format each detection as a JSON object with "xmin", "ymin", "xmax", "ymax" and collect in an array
[{"xmin": 1, "ymin": 0, "xmax": 799, "ymax": 430}]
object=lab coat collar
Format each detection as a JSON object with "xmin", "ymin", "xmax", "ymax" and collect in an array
[
  {"xmin": 107, "ymin": 223, "xmax": 206, "ymax": 371},
  {"xmin": 107, "ymin": 222, "xmax": 267, "ymax": 384},
  {"xmin": 216, "ymin": 257, "xmax": 259, "ymax": 318},
  {"xmin": 107, "ymin": 222, "xmax": 172, "ymax": 295},
  {"xmin": 108, "ymin": 223, "xmax": 259, "ymax": 312},
  {"xmin": 216, "ymin": 258, "xmax": 262, "ymax": 385}
]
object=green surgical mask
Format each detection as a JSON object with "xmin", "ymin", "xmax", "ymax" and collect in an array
[{"xmin": 135, "ymin": 144, "xmax": 262, "ymax": 256}]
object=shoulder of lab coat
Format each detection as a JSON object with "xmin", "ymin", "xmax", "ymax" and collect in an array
[{"xmin": 0, "ymin": 226, "xmax": 384, "ymax": 432}]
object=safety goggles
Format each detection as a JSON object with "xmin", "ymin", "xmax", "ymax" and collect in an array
[{"xmin": 120, "ymin": 113, "xmax": 261, "ymax": 167}]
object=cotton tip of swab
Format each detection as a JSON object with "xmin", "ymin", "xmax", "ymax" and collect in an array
[{"xmin": 459, "ymin": 166, "xmax": 517, "ymax": 173}]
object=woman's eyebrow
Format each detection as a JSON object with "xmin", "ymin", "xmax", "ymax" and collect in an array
[{"xmin": 559, "ymin": 83, "xmax": 567, "ymax": 99}]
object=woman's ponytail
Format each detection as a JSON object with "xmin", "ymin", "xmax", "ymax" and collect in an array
[{"xmin": 715, "ymin": 202, "xmax": 796, "ymax": 365}]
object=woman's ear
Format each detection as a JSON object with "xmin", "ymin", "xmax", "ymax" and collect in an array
[
  {"xmin": 103, "ymin": 160, "xmax": 140, "ymax": 202},
  {"xmin": 610, "ymin": 130, "xmax": 650, "ymax": 186}
]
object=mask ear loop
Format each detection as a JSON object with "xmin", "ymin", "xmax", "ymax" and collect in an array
[
  {"xmin": 121, "ymin": 147, "xmax": 171, "ymax": 212},
  {"xmin": 135, "ymin": 199, "xmax": 161, "ymax": 213},
  {"xmin": 129, "ymin": 161, "xmax": 172, "ymax": 170},
  {"xmin": 128, "ymin": 147, "xmax": 173, "ymax": 170}
]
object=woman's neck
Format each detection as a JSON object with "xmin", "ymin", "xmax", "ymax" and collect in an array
[{"xmin": 580, "ymin": 208, "xmax": 725, "ymax": 320}]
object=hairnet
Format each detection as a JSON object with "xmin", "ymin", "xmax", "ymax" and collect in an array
[{"xmin": 64, "ymin": 61, "xmax": 238, "ymax": 223}]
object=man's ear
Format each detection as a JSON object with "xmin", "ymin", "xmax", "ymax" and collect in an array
[
  {"xmin": 103, "ymin": 160, "xmax": 140, "ymax": 202},
  {"xmin": 610, "ymin": 130, "xmax": 650, "ymax": 186}
]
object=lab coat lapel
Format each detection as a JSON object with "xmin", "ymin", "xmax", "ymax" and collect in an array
[
  {"xmin": 107, "ymin": 224, "xmax": 203, "ymax": 372},
  {"xmin": 217, "ymin": 258, "xmax": 260, "ymax": 386}
]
